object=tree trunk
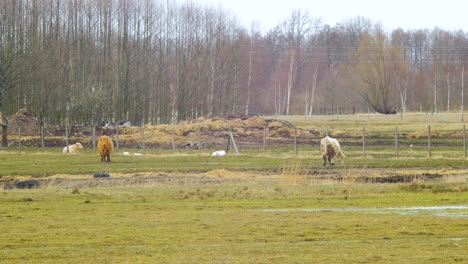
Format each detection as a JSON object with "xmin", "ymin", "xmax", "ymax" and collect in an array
[
  {"xmin": 245, "ymin": 36, "xmax": 253, "ymax": 115},
  {"xmin": 462, "ymin": 65, "xmax": 465, "ymax": 121},
  {"xmin": 308, "ymin": 60, "xmax": 319, "ymax": 115},
  {"xmin": 286, "ymin": 49, "xmax": 296, "ymax": 115},
  {"xmin": 447, "ymin": 72, "xmax": 450, "ymax": 112},
  {"xmin": 433, "ymin": 74, "xmax": 438, "ymax": 113}
]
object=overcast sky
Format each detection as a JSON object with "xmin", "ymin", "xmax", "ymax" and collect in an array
[{"xmin": 195, "ymin": 0, "xmax": 467, "ymax": 33}]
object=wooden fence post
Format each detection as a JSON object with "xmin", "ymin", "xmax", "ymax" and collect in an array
[
  {"xmin": 40, "ymin": 122, "xmax": 44, "ymax": 152},
  {"xmin": 229, "ymin": 126, "xmax": 239, "ymax": 154},
  {"xmin": 262, "ymin": 126, "xmax": 266, "ymax": 154},
  {"xmin": 65, "ymin": 124, "xmax": 69, "ymax": 153},
  {"xmin": 92, "ymin": 126, "xmax": 96, "ymax": 150},
  {"xmin": 141, "ymin": 121, "xmax": 145, "ymax": 151},
  {"xmin": 198, "ymin": 125, "xmax": 201, "ymax": 154},
  {"xmin": 172, "ymin": 126, "xmax": 176, "ymax": 154},
  {"xmin": 362, "ymin": 127, "xmax": 366, "ymax": 157},
  {"xmin": 225, "ymin": 134, "xmax": 231, "ymax": 154},
  {"xmin": 395, "ymin": 126, "xmax": 399, "ymax": 156},
  {"xmin": 18, "ymin": 127, "xmax": 21, "ymax": 153},
  {"xmin": 294, "ymin": 127, "xmax": 297, "ymax": 155},
  {"xmin": 464, "ymin": 125, "xmax": 467, "ymax": 159},
  {"xmin": 428, "ymin": 125, "xmax": 431, "ymax": 158},
  {"xmin": 116, "ymin": 126, "xmax": 120, "ymax": 151}
]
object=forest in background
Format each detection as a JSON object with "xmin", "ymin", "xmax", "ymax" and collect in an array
[{"xmin": 0, "ymin": 0, "xmax": 467, "ymax": 128}]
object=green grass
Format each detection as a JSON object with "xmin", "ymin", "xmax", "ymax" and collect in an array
[
  {"xmin": 1, "ymin": 113, "xmax": 468, "ymax": 263},
  {"xmin": 2, "ymin": 146, "xmax": 468, "ymax": 177},
  {"xmin": 0, "ymin": 184, "xmax": 467, "ymax": 263}
]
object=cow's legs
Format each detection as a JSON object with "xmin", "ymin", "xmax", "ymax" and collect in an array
[
  {"xmin": 322, "ymin": 155, "xmax": 327, "ymax": 166},
  {"xmin": 329, "ymin": 157, "xmax": 334, "ymax": 165}
]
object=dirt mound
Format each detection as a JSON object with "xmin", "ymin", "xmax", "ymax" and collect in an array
[
  {"xmin": 6, "ymin": 114, "xmax": 321, "ymax": 148},
  {"xmin": 95, "ymin": 115, "xmax": 319, "ymax": 148},
  {"xmin": 7, "ymin": 109, "xmax": 40, "ymax": 136}
]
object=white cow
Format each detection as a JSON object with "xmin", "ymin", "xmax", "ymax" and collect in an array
[
  {"xmin": 62, "ymin": 143, "xmax": 84, "ymax": 154},
  {"xmin": 320, "ymin": 136, "xmax": 345, "ymax": 166}
]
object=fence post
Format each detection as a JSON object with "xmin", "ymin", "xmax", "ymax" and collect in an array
[
  {"xmin": 198, "ymin": 125, "xmax": 201, "ymax": 154},
  {"xmin": 92, "ymin": 126, "xmax": 96, "ymax": 150},
  {"xmin": 428, "ymin": 125, "xmax": 431, "ymax": 158},
  {"xmin": 172, "ymin": 126, "xmax": 176, "ymax": 154},
  {"xmin": 362, "ymin": 127, "xmax": 366, "ymax": 157},
  {"xmin": 65, "ymin": 124, "xmax": 69, "ymax": 153},
  {"xmin": 116, "ymin": 126, "xmax": 120, "ymax": 151},
  {"xmin": 262, "ymin": 126, "xmax": 267, "ymax": 155},
  {"xmin": 141, "ymin": 121, "xmax": 145, "ymax": 151},
  {"xmin": 18, "ymin": 127, "xmax": 21, "ymax": 153},
  {"xmin": 294, "ymin": 127, "xmax": 297, "ymax": 155},
  {"xmin": 464, "ymin": 125, "xmax": 467, "ymax": 159},
  {"xmin": 40, "ymin": 122, "xmax": 44, "ymax": 152},
  {"xmin": 229, "ymin": 126, "xmax": 239, "ymax": 154},
  {"xmin": 395, "ymin": 126, "xmax": 399, "ymax": 156}
]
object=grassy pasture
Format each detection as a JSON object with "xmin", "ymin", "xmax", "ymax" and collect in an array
[
  {"xmin": 1, "ymin": 113, "xmax": 468, "ymax": 263},
  {"xmin": 0, "ymin": 183, "xmax": 467, "ymax": 263}
]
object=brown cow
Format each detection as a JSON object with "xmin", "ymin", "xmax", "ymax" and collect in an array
[{"xmin": 98, "ymin": 135, "xmax": 113, "ymax": 162}]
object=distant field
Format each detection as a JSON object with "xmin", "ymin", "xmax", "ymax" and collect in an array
[{"xmin": 1, "ymin": 113, "xmax": 467, "ymax": 263}]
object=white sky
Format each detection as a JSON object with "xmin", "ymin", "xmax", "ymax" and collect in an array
[{"xmin": 195, "ymin": 0, "xmax": 468, "ymax": 33}]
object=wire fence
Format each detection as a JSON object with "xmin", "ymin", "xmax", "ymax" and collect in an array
[{"xmin": 5, "ymin": 122, "xmax": 468, "ymax": 159}]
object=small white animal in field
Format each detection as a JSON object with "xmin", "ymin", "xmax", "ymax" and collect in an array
[
  {"xmin": 211, "ymin": 150, "xmax": 226, "ymax": 156},
  {"xmin": 62, "ymin": 143, "xmax": 83, "ymax": 154},
  {"xmin": 133, "ymin": 152, "xmax": 143, "ymax": 156},
  {"xmin": 410, "ymin": 144, "xmax": 414, "ymax": 148},
  {"xmin": 122, "ymin": 152, "xmax": 130, "ymax": 155},
  {"xmin": 320, "ymin": 136, "xmax": 345, "ymax": 166}
]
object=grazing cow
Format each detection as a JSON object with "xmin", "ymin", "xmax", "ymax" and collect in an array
[
  {"xmin": 62, "ymin": 143, "xmax": 83, "ymax": 154},
  {"xmin": 98, "ymin": 136, "xmax": 113, "ymax": 162},
  {"xmin": 320, "ymin": 136, "xmax": 345, "ymax": 166}
]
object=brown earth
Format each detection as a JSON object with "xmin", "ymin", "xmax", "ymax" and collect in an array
[
  {"xmin": 4, "ymin": 168, "xmax": 466, "ymax": 190},
  {"xmin": 6, "ymin": 111, "xmax": 321, "ymax": 148}
]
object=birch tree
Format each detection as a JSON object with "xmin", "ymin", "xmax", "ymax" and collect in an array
[{"xmin": 282, "ymin": 9, "xmax": 312, "ymax": 115}]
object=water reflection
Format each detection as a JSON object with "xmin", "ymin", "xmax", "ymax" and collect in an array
[{"xmin": 261, "ymin": 205, "xmax": 468, "ymax": 218}]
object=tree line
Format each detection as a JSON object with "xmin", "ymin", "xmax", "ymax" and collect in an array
[{"xmin": 0, "ymin": 0, "xmax": 467, "ymax": 133}]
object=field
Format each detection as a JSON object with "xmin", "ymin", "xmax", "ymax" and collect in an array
[{"xmin": 1, "ymin": 113, "xmax": 468, "ymax": 263}]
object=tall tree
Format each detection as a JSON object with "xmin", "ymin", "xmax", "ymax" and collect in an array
[{"xmin": 353, "ymin": 26, "xmax": 395, "ymax": 114}]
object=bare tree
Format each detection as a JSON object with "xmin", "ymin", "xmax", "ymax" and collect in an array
[
  {"xmin": 282, "ymin": 9, "xmax": 312, "ymax": 115},
  {"xmin": 353, "ymin": 26, "xmax": 396, "ymax": 114}
]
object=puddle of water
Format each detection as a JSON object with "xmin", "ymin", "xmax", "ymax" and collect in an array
[
  {"xmin": 261, "ymin": 205, "xmax": 468, "ymax": 218},
  {"xmin": 448, "ymin": 238, "xmax": 465, "ymax": 241},
  {"xmin": 390, "ymin": 205, "xmax": 468, "ymax": 211}
]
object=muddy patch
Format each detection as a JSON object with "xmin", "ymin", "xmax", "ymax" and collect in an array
[
  {"xmin": 2, "ymin": 174, "xmax": 241, "ymax": 190},
  {"xmin": 307, "ymin": 170, "xmax": 445, "ymax": 183}
]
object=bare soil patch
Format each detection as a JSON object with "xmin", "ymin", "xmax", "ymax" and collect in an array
[{"xmin": 3, "ymin": 168, "xmax": 465, "ymax": 190}]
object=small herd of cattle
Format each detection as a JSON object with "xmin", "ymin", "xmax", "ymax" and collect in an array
[
  {"xmin": 64, "ymin": 135, "xmax": 345, "ymax": 166},
  {"xmin": 63, "ymin": 135, "xmax": 114, "ymax": 163}
]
